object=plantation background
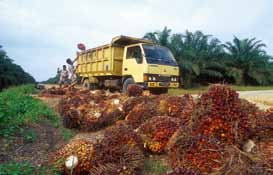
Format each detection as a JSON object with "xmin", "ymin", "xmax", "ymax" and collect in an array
[{"xmin": 41, "ymin": 27, "xmax": 273, "ymax": 88}]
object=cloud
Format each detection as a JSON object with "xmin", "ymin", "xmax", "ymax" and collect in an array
[{"xmin": 0, "ymin": 0, "xmax": 273, "ymax": 81}]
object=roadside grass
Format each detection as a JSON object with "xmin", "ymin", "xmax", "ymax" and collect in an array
[
  {"xmin": 0, "ymin": 84, "xmax": 75, "ymax": 140},
  {"xmin": 0, "ymin": 84, "xmax": 56, "ymax": 138},
  {"xmin": 0, "ymin": 162, "xmax": 59, "ymax": 175},
  {"xmin": 0, "ymin": 85, "xmax": 75, "ymax": 174},
  {"xmin": 168, "ymin": 85, "xmax": 273, "ymax": 96},
  {"xmin": 143, "ymin": 158, "xmax": 171, "ymax": 175}
]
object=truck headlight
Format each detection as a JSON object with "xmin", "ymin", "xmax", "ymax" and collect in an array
[
  {"xmin": 171, "ymin": 77, "xmax": 177, "ymax": 82},
  {"xmin": 149, "ymin": 77, "xmax": 152, "ymax": 81},
  {"xmin": 152, "ymin": 77, "xmax": 156, "ymax": 81}
]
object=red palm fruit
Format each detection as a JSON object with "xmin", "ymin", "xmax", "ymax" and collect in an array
[
  {"xmin": 137, "ymin": 116, "xmax": 181, "ymax": 154},
  {"xmin": 127, "ymin": 84, "xmax": 143, "ymax": 97}
]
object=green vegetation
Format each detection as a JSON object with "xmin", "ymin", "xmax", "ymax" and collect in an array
[
  {"xmin": 144, "ymin": 27, "xmax": 273, "ymax": 87},
  {"xmin": 0, "ymin": 162, "xmax": 36, "ymax": 175},
  {"xmin": 0, "ymin": 84, "xmax": 58, "ymax": 138},
  {"xmin": 143, "ymin": 158, "xmax": 171, "ymax": 174},
  {"xmin": 21, "ymin": 128, "xmax": 37, "ymax": 143},
  {"xmin": 0, "ymin": 162, "xmax": 59, "ymax": 175},
  {"xmin": 0, "ymin": 84, "xmax": 75, "ymax": 140},
  {"xmin": 60, "ymin": 127, "xmax": 75, "ymax": 141},
  {"xmin": 0, "ymin": 45, "xmax": 35, "ymax": 90},
  {"xmin": 0, "ymin": 85, "xmax": 75, "ymax": 175}
]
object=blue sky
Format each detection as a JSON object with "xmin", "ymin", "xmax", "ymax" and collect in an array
[{"xmin": 1, "ymin": 0, "xmax": 273, "ymax": 81}]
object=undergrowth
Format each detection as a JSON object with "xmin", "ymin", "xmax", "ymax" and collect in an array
[
  {"xmin": 143, "ymin": 158, "xmax": 171, "ymax": 174},
  {"xmin": 0, "ymin": 84, "xmax": 60, "ymax": 138},
  {"xmin": 0, "ymin": 162, "xmax": 59, "ymax": 175},
  {"xmin": 0, "ymin": 84, "xmax": 75, "ymax": 140}
]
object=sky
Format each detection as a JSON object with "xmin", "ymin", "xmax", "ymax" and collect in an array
[{"xmin": 1, "ymin": 0, "xmax": 273, "ymax": 81}]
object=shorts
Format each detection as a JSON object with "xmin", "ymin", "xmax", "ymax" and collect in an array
[{"xmin": 59, "ymin": 77, "xmax": 69, "ymax": 85}]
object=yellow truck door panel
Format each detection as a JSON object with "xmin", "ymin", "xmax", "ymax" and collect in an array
[
  {"xmin": 123, "ymin": 58, "xmax": 146, "ymax": 82},
  {"xmin": 123, "ymin": 44, "xmax": 147, "ymax": 82}
]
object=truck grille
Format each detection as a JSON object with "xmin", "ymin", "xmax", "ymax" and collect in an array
[{"xmin": 158, "ymin": 75, "xmax": 171, "ymax": 82}]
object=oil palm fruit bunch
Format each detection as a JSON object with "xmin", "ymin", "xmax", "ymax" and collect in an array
[
  {"xmin": 192, "ymin": 85, "xmax": 262, "ymax": 145},
  {"xmin": 51, "ymin": 139, "xmax": 95, "ymax": 175},
  {"xmin": 254, "ymin": 108, "xmax": 273, "ymax": 140},
  {"xmin": 125, "ymin": 100, "xmax": 160, "ymax": 129},
  {"xmin": 76, "ymin": 99, "xmax": 124, "ymax": 131},
  {"xmin": 193, "ymin": 116, "xmax": 235, "ymax": 144},
  {"xmin": 90, "ymin": 122, "xmax": 144, "ymax": 175},
  {"xmin": 168, "ymin": 134, "xmax": 227, "ymax": 174},
  {"xmin": 137, "ymin": 116, "xmax": 181, "ymax": 154},
  {"xmin": 127, "ymin": 84, "xmax": 143, "ymax": 97},
  {"xmin": 193, "ymin": 85, "xmax": 241, "ymax": 121},
  {"xmin": 122, "ymin": 96, "xmax": 158, "ymax": 115},
  {"xmin": 158, "ymin": 94, "xmax": 195, "ymax": 124},
  {"xmin": 255, "ymin": 139, "xmax": 273, "ymax": 168}
]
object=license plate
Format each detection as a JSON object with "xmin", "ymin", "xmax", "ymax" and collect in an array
[{"xmin": 159, "ymin": 82, "xmax": 170, "ymax": 87}]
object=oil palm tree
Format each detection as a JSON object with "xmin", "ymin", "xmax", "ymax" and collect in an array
[
  {"xmin": 143, "ymin": 26, "xmax": 171, "ymax": 47},
  {"xmin": 224, "ymin": 37, "xmax": 273, "ymax": 85},
  {"xmin": 171, "ymin": 30, "xmax": 226, "ymax": 87}
]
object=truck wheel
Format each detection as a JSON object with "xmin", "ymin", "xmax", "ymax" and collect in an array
[
  {"xmin": 83, "ymin": 79, "xmax": 98, "ymax": 90},
  {"xmin": 150, "ymin": 88, "xmax": 168, "ymax": 95},
  {"xmin": 122, "ymin": 78, "xmax": 134, "ymax": 93},
  {"xmin": 83, "ymin": 79, "xmax": 90, "ymax": 90}
]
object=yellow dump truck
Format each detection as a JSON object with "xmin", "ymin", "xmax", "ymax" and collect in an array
[{"xmin": 76, "ymin": 36, "xmax": 179, "ymax": 94}]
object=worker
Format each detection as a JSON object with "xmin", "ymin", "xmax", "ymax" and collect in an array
[
  {"xmin": 66, "ymin": 58, "xmax": 77, "ymax": 85},
  {"xmin": 59, "ymin": 65, "xmax": 69, "ymax": 88}
]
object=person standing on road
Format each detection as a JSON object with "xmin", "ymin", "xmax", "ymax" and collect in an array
[
  {"xmin": 58, "ymin": 65, "xmax": 69, "ymax": 88},
  {"xmin": 66, "ymin": 58, "xmax": 77, "ymax": 85}
]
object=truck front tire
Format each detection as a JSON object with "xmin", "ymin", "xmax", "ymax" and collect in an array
[
  {"xmin": 122, "ymin": 78, "xmax": 134, "ymax": 93},
  {"xmin": 83, "ymin": 79, "xmax": 90, "ymax": 90}
]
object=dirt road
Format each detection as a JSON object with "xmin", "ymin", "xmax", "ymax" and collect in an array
[{"xmin": 238, "ymin": 90, "xmax": 273, "ymax": 110}]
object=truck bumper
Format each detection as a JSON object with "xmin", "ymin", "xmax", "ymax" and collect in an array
[{"xmin": 142, "ymin": 82, "xmax": 179, "ymax": 89}]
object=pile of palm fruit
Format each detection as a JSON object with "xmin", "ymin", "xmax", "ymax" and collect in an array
[
  {"xmin": 51, "ymin": 122, "xmax": 144, "ymax": 175},
  {"xmin": 166, "ymin": 85, "xmax": 273, "ymax": 174},
  {"xmin": 124, "ymin": 94, "xmax": 195, "ymax": 129},
  {"xmin": 43, "ymin": 84, "xmax": 273, "ymax": 174},
  {"xmin": 39, "ymin": 86, "xmax": 68, "ymax": 97},
  {"xmin": 58, "ymin": 89, "xmax": 126, "ymax": 131}
]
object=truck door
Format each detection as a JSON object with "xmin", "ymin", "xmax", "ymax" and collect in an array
[{"xmin": 123, "ymin": 45, "xmax": 146, "ymax": 82}]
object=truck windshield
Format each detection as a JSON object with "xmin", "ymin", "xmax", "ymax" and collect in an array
[{"xmin": 143, "ymin": 45, "xmax": 177, "ymax": 66}]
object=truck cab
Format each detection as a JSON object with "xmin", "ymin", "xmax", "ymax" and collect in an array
[{"xmin": 122, "ymin": 43, "xmax": 179, "ymax": 93}]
